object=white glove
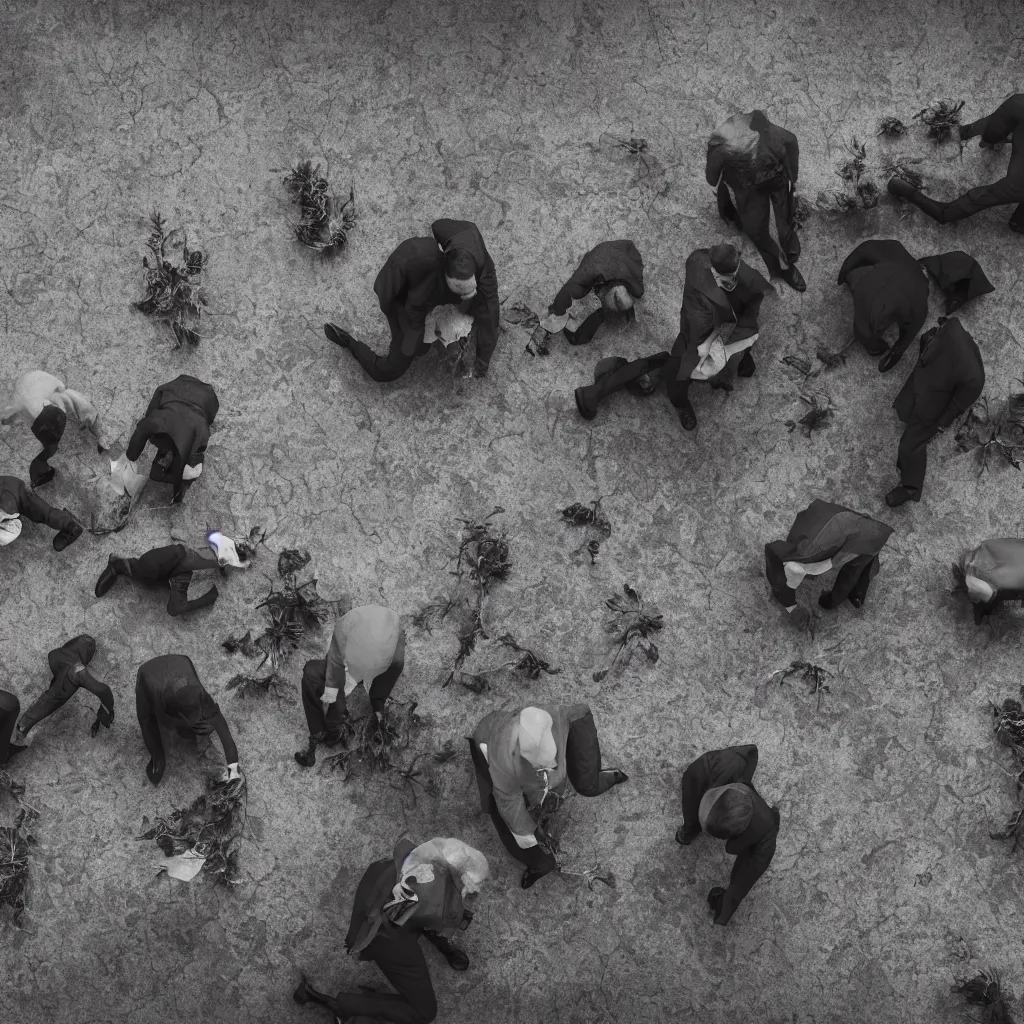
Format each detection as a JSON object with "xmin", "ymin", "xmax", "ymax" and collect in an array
[
  {"xmin": 321, "ymin": 687, "xmax": 339, "ymax": 705},
  {"xmin": 223, "ymin": 763, "xmax": 241, "ymax": 782}
]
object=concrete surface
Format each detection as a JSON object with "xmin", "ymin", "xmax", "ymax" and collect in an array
[{"xmin": 2, "ymin": 1, "xmax": 1023, "ymax": 1022}]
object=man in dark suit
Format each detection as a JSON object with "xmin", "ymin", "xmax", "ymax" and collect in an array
[
  {"xmin": 887, "ymin": 317, "xmax": 985, "ymax": 507},
  {"xmin": 0, "ymin": 474, "xmax": 82, "ymax": 551},
  {"xmin": 0, "ymin": 689, "xmax": 22, "ymax": 765},
  {"xmin": 293, "ymin": 838, "xmax": 477, "ymax": 1023},
  {"xmin": 676, "ymin": 744, "xmax": 780, "ymax": 925},
  {"xmin": 706, "ymin": 109, "xmax": 805, "ymax": 291},
  {"xmin": 548, "ymin": 240, "xmax": 645, "ymax": 346},
  {"xmin": 765, "ymin": 499, "xmax": 894, "ymax": 628},
  {"xmin": 888, "ymin": 93, "xmax": 1024, "ymax": 232},
  {"xmin": 125, "ymin": 374, "xmax": 218, "ymax": 504},
  {"xmin": 325, "ymin": 218, "xmax": 500, "ymax": 381},
  {"xmin": 837, "ymin": 239, "xmax": 930, "ymax": 372}
]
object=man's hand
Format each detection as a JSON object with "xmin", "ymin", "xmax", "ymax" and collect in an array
[
  {"xmin": 222, "ymin": 763, "xmax": 242, "ymax": 783},
  {"xmin": 877, "ymin": 350, "xmax": 901, "ymax": 374},
  {"xmin": 146, "ymin": 758, "xmax": 165, "ymax": 786}
]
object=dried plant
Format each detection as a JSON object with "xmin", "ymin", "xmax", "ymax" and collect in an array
[
  {"xmin": 503, "ymin": 302, "xmax": 540, "ymax": 330},
  {"xmin": 456, "ymin": 633, "xmax": 560, "ymax": 693},
  {"xmin": 319, "ymin": 700, "xmax": 421, "ymax": 779},
  {"xmin": 599, "ymin": 132, "xmax": 657, "ymax": 177},
  {"xmin": 0, "ymin": 772, "xmax": 38, "ymax": 927},
  {"xmin": 956, "ymin": 395, "xmax": 1024, "ymax": 475},
  {"xmin": 815, "ymin": 336, "xmax": 858, "ymax": 370},
  {"xmin": 134, "ymin": 212, "xmax": 208, "ymax": 348},
  {"xmin": 225, "ymin": 671, "xmax": 286, "ymax": 700},
  {"xmin": 284, "ymin": 161, "xmax": 357, "ymax": 255},
  {"xmin": 781, "ymin": 354, "xmax": 818, "ymax": 381},
  {"xmin": 593, "ymin": 583, "xmax": 664, "ymax": 682},
  {"xmin": 790, "ymin": 192, "xmax": 814, "ymax": 230},
  {"xmin": 837, "ymin": 138, "xmax": 868, "ymax": 182},
  {"xmin": 915, "ymin": 99, "xmax": 965, "ymax": 144},
  {"xmin": 816, "ymin": 138, "xmax": 880, "ymax": 213},
  {"xmin": 455, "ymin": 508, "xmax": 512, "ymax": 590},
  {"xmin": 785, "ymin": 393, "xmax": 834, "ymax": 437},
  {"xmin": 561, "ymin": 866, "xmax": 618, "ymax": 891},
  {"xmin": 882, "ymin": 156, "xmax": 925, "ymax": 191},
  {"xmin": 88, "ymin": 491, "xmax": 133, "ymax": 536},
  {"xmin": 560, "ymin": 499, "xmax": 612, "ymax": 562},
  {"xmin": 991, "ymin": 690, "xmax": 1024, "ymax": 846},
  {"xmin": 952, "ymin": 969, "xmax": 1018, "ymax": 1024},
  {"xmin": 768, "ymin": 660, "xmax": 832, "ymax": 711},
  {"xmin": 525, "ymin": 328, "xmax": 551, "ymax": 358},
  {"xmin": 138, "ymin": 776, "xmax": 246, "ymax": 885},
  {"xmin": 876, "ymin": 115, "xmax": 908, "ymax": 138}
]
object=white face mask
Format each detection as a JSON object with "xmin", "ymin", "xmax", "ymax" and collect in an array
[
  {"xmin": 206, "ymin": 531, "xmax": 247, "ymax": 568},
  {"xmin": 446, "ymin": 275, "xmax": 477, "ymax": 300},
  {"xmin": 711, "ymin": 268, "xmax": 739, "ymax": 292},
  {"xmin": 0, "ymin": 515, "xmax": 23, "ymax": 546}
]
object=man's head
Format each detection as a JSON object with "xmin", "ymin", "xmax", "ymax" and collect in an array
[
  {"xmin": 444, "ymin": 249, "xmax": 478, "ymax": 299},
  {"xmin": 206, "ymin": 530, "xmax": 251, "ymax": 568},
  {"xmin": 709, "ymin": 243, "xmax": 741, "ymax": 292},
  {"xmin": 0, "ymin": 512, "xmax": 22, "ymax": 547},
  {"xmin": 699, "ymin": 783, "xmax": 754, "ymax": 839},
  {"xmin": 518, "ymin": 707, "xmax": 557, "ymax": 770},
  {"xmin": 31, "ymin": 405, "xmax": 67, "ymax": 447},
  {"xmin": 600, "ymin": 283, "xmax": 635, "ymax": 313}
]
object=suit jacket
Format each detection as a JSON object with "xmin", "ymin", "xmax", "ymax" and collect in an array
[
  {"xmin": 44, "ymin": 636, "xmax": 114, "ymax": 714},
  {"xmin": 549, "ymin": 240, "xmax": 645, "ymax": 315},
  {"xmin": 964, "ymin": 539, "xmax": 1024, "ymax": 596},
  {"xmin": 681, "ymin": 744, "xmax": 759, "ymax": 827},
  {"xmin": 706, "ymin": 110, "xmax": 799, "ymax": 192},
  {"xmin": 671, "ymin": 249, "xmax": 772, "ymax": 380},
  {"xmin": 918, "ymin": 252, "xmax": 994, "ymax": 314},
  {"xmin": 472, "ymin": 703, "xmax": 591, "ymax": 838},
  {"xmin": 838, "ymin": 240, "xmax": 929, "ymax": 357},
  {"xmin": 765, "ymin": 500, "xmax": 894, "ymax": 607},
  {"xmin": 893, "ymin": 317, "xmax": 984, "ymax": 428},
  {"xmin": 717, "ymin": 785, "xmax": 780, "ymax": 925},
  {"xmin": 373, "ymin": 236, "xmax": 453, "ymax": 356},
  {"xmin": 135, "ymin": 654, "xmax": 238, "ymax": 768},
  {"xmin": 0, "ymin": 475, "xmax": 34, "ymax": 517},
  {"xmin": 431, "ymin": 219, "xmax": 500, "ymax": 370},
  {"xmin": 126, "ymin": 375, "xmax": 218, "ymax": 486}
]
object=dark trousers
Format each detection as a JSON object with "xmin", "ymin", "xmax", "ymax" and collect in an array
[
  {"xmin": 0, "ymin": 690, "xmax": 20, "ymax": 765},
  {"xmin": 905, "ymin": 174, "xmax": 1024, "ymax": 228},
  {"xmin": 896, "ymin": 420, "xmax": 939, "ymax": 495},
  {"xmin": 14, "ymin": 487, "xmax": 75, "ymax": 533},
  {"xmin": 300, "ymin": 634, "xmax": 406, "ymax": 733},
  {"xmin": 19, "ymin": 635, "xmax": 97, "ymax": 736},
  {"xmin": 124, "ymin": 547, "xmax": 218, "ymax": 616},
  {"xmin": 29, "ymin": 406, "xmax": 67, "ymax": 487},
  {"xmin": 329, "ymin": 931, "xmax": 438, "ymax": 1024},
  {"xmin": 468, "ymin": 712, "xmax": 616, "ymax": 876},
  {"xmin": 829, "ymin": 554, "xmax": 879, "ymax": 605},
  {"xmin": 974, "ymin": 587, "xmax": 1024, "ymax": 624},
  {"xmin": 719, "ymin": 181, "xmax": 800, "ymax": 276},
  {"xmin": 347, "ymin": 310, "xmax": 433, "ymax": 383}
]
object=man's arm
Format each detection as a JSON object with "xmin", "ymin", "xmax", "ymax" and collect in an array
[
  {"xmin": 135, "ymin": 676, "xmax": 165, "ymax": 781},
  {"xmin": 781, "ymin": 128, "xmax": 799, "ymax": 183},
  {"xmin": 938, "ymin": 376, "xmax": 984, "ymax": 430},
  {"xmin": 125, "ymin": 418, "xmax": 156, "ymax": 462},
  {"xmin": 974, "ymin": 96, "xmax": 1020, "ymax": 145},
  {"xmin": 373, "ymin": 257, "xmax": 408, "ymax": 314},
  {"xmin": 76, "ymin": 667, "xmax": 115, "ymax": 715},
  {"xmin": 144, "ymin": 384, "xmax": 168, "ymax": 419},
  {"xmin": 764, "ymin": 543, "xmax": 799, "ymax": 609},
  {"xmin": 837, "ymin": 243, "xmax": 875, "ymax": 285},
  {"xmin": 716, "ymin": 828, "xmax": 778, "ymax": 925},
  {"xmin": 680, "ymin": 752, "xmax": 712, "ymax": 827},
  {"xmin": 733, "ymin": 745, "xmax": 759, "ymax": 785},
  {"xmin": 470, "ymin": 262, "xmax": 501, "ymax": 374},
  {"xmin": 209, "ymin": 712, "xmax": 239, "ymax": 767},
  {"xmin": 549, "ymin": 263, "xmax": 595, "ymax": 315},
  {"xmin": 733, "ymin": 294, "xmax": 763, "ymax": 342},
  {"xmin": 492, "ymin": 775, "xmax": 540, "ymax": 846},
  {"xmin": 60, "ymin": 388, "xmax": 104, "ymax": 439},
  {"xmin": 705, "ymin": 141, "xmax": 727, "ymax": 187},
  {"xmin": 322, "ymin": 625, "xmax": 350, "ymax": 716}
]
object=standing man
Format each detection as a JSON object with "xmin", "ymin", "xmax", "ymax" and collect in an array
[
  {"xmin": 1, "ymin": 370, "xmax": 110, "ymax": 486},
  {"xmin": 325, "ymin": 217, "xmax": 500, "ymax": 381},
  {"xmin": 837, "ymin": 239, "xmax": 930, "ymax": 372},
  {"xmin": 0, "ymin": 474, "xmax": 82, "ymax": 551},
  {"xmin": 135, "ymin": 654, "xmax": 240, "ymax": 786},
  {"xmin": 11, "ymin": 635, "xmax": 114, "ymax": 749},
  {"xmin": 887, "ymin": 316, "xmax": 985, "ymax": 507},
  {"xmin": 706, "ymin": 109, "xmax": 805, "ymax": 291},
  {"xmin": 765, "ymin": 499, "xmax": 894, "ymax": 628},
  {"xmin": 676, "ymin": 744, "xmax": 781, "ymax": 926},
  {"xmin": 470, "ymin": 704, "xmax": 627, "ymax": 889},
  {"xmin": 294, "ymin": 836, "xmax": 487, "ymax": 1023},
  {"xmin": 294, "ymin": 604, "xmax": 405, "ymax": 767},
  {"xmin": 124, "ymin": 374, "xmax": 218, "ymax": 504},
  {"xmin": 888, "ymin": 93, "xmax": 1024, "ymax": 232},
  {"xmin": 547, "ymin": 240, "xmax": 645, "ymax": 346},
  {"xmin": 93, "ymin": 531, "xmax": 251, "ymax": 616}
]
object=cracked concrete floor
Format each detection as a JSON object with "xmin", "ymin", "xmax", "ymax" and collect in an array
[{"xmin": 2, "ymin": 1, "xmax": 1024, "ymax": 1022}]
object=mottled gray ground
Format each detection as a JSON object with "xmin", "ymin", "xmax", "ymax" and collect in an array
[{"xmin": 2, "ymin": 2, "xmax": 1023, "ymax": 1022}]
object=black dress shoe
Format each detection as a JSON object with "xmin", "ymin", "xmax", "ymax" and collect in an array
[
  {"xmin": 575, "ymin": 387, "xmax": 598, "ymax": 421},
  {"xmin": 877, "ymin": 349, "xmax": 902, "ymax": 373},
  {"xmin": 707, "ymin": 374, "xmax": 733, "ymax": 392},
  {"xmin": 605, "ymin": 768, "xmax": 629, "ymax": 785},
  {"xmin": 885, "ymin": 485, "xmax": 916, "ymax": 508},
  {"xmin": 521, "ymin": 866, "xmax": 550, "ymax": 889},
  {"xmin": 818, "ymin": 590, "xmax": 835, "ymax": 609},
  {"xmin": 324, "ymin": 323, "xmax": 353, "ymax": 348},
  {"xmin": 425, "ymin": 932, "xmax": 470, "ymax": 971},
  {"xmin": 781, "ymin": 265, "xmax": 806, "ymax": 292},
  {"xmin": 564, "ymin": 327, "xmax": 589, "ymax": 346},
  {"xmin": 95, "ymin": 557, "xmax": 119, "ymax": 598},
  {"xmin": 707, "ymin": 886, "xmax": 725, "ymax": 916},
  {"xmin": 848, "ymin": 594, "xmax": 864, "ymax": 609},
  {"xmin": 737, "ymin": 350, "xmax": 756, "ymax": 377},
  {"xmin": 294, "ymin": 748, "xmax": 316, "ymax": 768},
  {"xmin": 887, "ymin": 177, "xmax": 915, "ymax": 199},
  {"xmin": 53, "ymin": 516, "xmax": 83, "ymax": 551},
  {"xmin": 31, "ymin": 467, "xmax": 56, "ymax": 487},
  {"xmin": 678, "ymin": 402, "xmax": 697, "ymax": 431},
  {"xmin": 292, "ymin": 978, "xmax": 311, "ymax": 1005}
]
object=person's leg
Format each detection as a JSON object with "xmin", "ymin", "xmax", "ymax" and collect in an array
[
  {"xmin": 889, "ymin": 175, "xmax": 1023, "ymax": 224},
  {"xmin": 771, "ymin": 185, "xmax": 801, "ymax": 266},
  {"xmin": 342, "ymin": 311, "xmax": 419, "ymax": 383},
  {"xmin": 165, "ymin": 572, "xmax": 218, "ymax": 616},
  {"xmin": 1010, "ymin": 203, "xmax": 1024, "ymax": 233},
  {"xmin": 734, "ymin": 187, "xmax": 785, "ymax": 278},
  {"xmin": 677, "ymin": 759, "xmax": 708, "ymax": 844},
  {"xmin": 299, "ymin": 658, "xmax": 336, "ymax": 736},
  {"xmin": 821, "ymin": 554, "xmax": 875, "ymax": 608},
  {"xmin": 17, "ymin": 488, "xmax": 82, "ymax": 550},
  {"xmin": 29, "ymin": 406, "xmax": 67, "ymax": 487},
  {"xmin": 0, "ymin": 691, "xmax": 21, "ymax": 765},
  {"xmin": 716, "ymin": 180, "xmax": 740, "ymax": 225},
  {"xmin": 16, "ymin": 681, "xmax": 72, "ymax": 738},
  {"xmin": 367, "ymin": 631, "xmax": 405, "ymax": 714},
  {"xmin": 892, "ymin": 420, "xmax": 938, "ymax": 501},
  {"xmin": 665, "ymin": 373, "xmax": 697, "ymax": 430},
  {"xmin": 565, "ymin": 711, "xmax": 626, "ymax": 797},
  {"xmin": 564, "ymin": 308, "xmax": 606, "ymax": 346},
  {"xmin": 574, "ymin": 351, "xmax": 670, "ymax": 420}
]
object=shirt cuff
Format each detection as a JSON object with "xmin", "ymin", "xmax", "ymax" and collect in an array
[
  {"xmin": 783, "ymin": 603, "xmax": 798, "ymax": 613},
  {"xmin": 322, "ymin": 687, "xmax": 339, "ymax": 704},
  {"xmin": 512, "ymin": 832, "xmax": 539, "ymax": 849},
  {"xmin": 343, "ymin": 668, "xmax": 359, "ymax": 698}
]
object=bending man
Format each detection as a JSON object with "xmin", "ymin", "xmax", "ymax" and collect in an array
[
  {"xmin": 325, "ymin": 218, "xmax": 500, "ymax": 381},
  {"xmin": 125, "ymin": 374, "xmax": 218, "ymax": 504},
  {"xmin": 677, "ymin": 744, "xmax": 780, "ymax": 925},
  {"xmin": 888, "ymin": 93, "xmax": 1024, "ymax": 232},
  {"xmin": 470, "ymin": 704, "xmax": 627, "ymax": 889},
  {"xmin": 295, "ymin": 605, "xmax": 405, "ymax": 767},
  {"xmin": 0, "ymin": 475, "xmax": 82, "ymax": 551},
  {"xmin": 1, "ymin": 370, "xmax": 110, "ymax": 486},
  {"xmin": 958, "ymin": 539, "xmax": 1024, "ymax": 624},
  {"xmin": 765, "ymin": 499, "xmax": 894, "ymax": 628},
  {"xmin": 135, "ymin": 654, "xmax": 240, "ymax": 786}
]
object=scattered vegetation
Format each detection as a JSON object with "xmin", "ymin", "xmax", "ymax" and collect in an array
[
  {"xmin": 881, "ymin": 155, "xmax": 925, "ymax": 191},
  {"xmin": 876, "ymin": 115, "xmax": 908, "ymax": 138},
  {"xmin": 138, "ymin": 775, "xmax": 246, "ymax": 886},
  {"xmin": 955, "ymin": 394, "xmax": 1024, "ymax": 475},
  {"xmin": 0, "ymin": 771, "xmax": 38, "ymax": 927},
  {"xmin": 225, "ymin": 671, "xmax": 286, "ymax": 699},
  {"xmin": 560, "ymin": 499, "xmax": 612, "ymax": 563},
  {"xmin": 990, "ymin": 688, "xmax": 1024, "ymax": 851},
  {"xmin": 785, "ymin": 393, "xmax": 834, "ymax": 437},
  {"xmin": 592, "ymin": 584, "xmax": 664, "ymax": 682},
  {"xmin": 283, "ymin": 161, "xmax": 357, "ymax": 255},
  {"xmin": 952, "ymin": 969, "xmax": 1018, "ymax": 1024},
  {"xmin": 134, "ymin": 212, "xmax": 208, "ymax": 349},
  {"xmin": 790, "ymin": 192, "xmax": 815, "ymax": 230},
  {"xmin": 816, "ymin": 138, "xmax": 880, "ymax": 213},
  {"xmin": 915, "ymin": 99, "xmax": 965, "ymax": 144},
  {"xmin": 767, "ymin": 660, "xmax": 833, "ymax": 711}
]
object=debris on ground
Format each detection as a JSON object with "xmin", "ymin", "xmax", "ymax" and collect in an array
[
  {"xmin": 914, "ymin": 98, "xmax": 965, "ymax": 144},
  {"xmin": 785, "ymin": 393, "xmax": 834, "ymax": 437},
  {"xmin": 0, "ymin": 771, "xmax": 38, "ymax": 927},
  {"xmin": 763, "ymin": 660, "xmax": 833, "ymax": 710},
  {"xmin": 592, "ymin": 583, "xmax": 664, "ymax": 682},
  {"xmin": 560, "ymin": 499, "xmax": 612, "ymax": 563},
  {"xmin": 952, "ymin": 969, "xmax": 1018, "ymax": 1024},
  {"xmin": 283, "ymin": 160, "xmax": 357, "ymax": 255},
  {"xmin": 955, "ymin": 395, "xmax": 1024, "ymax": 475},
  {"xmin": 876, "ymin": 115, "xmax": 908, "ymax": 138},
  {"xmin": 990, "ymin": 688, "xmax": 1024, "ymax": 851}
]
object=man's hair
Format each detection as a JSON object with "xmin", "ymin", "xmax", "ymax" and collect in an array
[
  {"xmin": 601, "ymin": 284, "xmax": 635, "ymax": 312},
  {"xmin": 709, "ymin": 243, "xmax": 740, "ymax": 274},
  {"xmin": 444, "ymin": 248, "xmax": 476, "ymax": 282},
  {"xmin": 704, "ymin": 787, "xmax": 754, "ymax": 838}
]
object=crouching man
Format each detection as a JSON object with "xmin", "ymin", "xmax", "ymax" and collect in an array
[{"xmin": 0, "ymin": 474, "xmax": 82, "ymax": 551}]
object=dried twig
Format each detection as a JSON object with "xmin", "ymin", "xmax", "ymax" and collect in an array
[
  {"xmin": 320, "ymin": 700, "xmax": 421, "ymax": 780},
  {"xmin": 769, "ymin": 660, "xmax": 832, "ymax": 711},
  {"xmin": 0, "ymin": 771, "xmax": 38, "ymax": 927},
  {"xmin": 990, "ymin": 689, "xmax": 1024, "ymax": 850},
  {"xmin": 137, "ymin": 776, "xmax": 246, "ymax": 885},
  {"xmin": 816, "ymin": 138, "xmax": 880, "ymax": 213},
  {"xmin": 790, "ymin": 192, "xmax": 814, "ymax": 230},
  {"xmin": 592, "ymin": 583, "xmax": 664, "ymax": 682},
  {"xmin": 785, "ymin": 393, "xmax": 834, "ymax": 437},
  {"xmin": 914, "ymin": 99, "xmax": 965, "ymax": 144},
  {"xmin": 225, "ymin": 671, "xmax": 286, "ymax": 700},
  {"xmin": 876, "ymin": 115, "xmax": 908, "ymax": 138},
  {"xmin": 284, "ymin": 161, "xmax": 357, "ymax": 255},
  {"xmin": 133, "ymin": 212, "xmax": 208, "ymax": 348}
]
